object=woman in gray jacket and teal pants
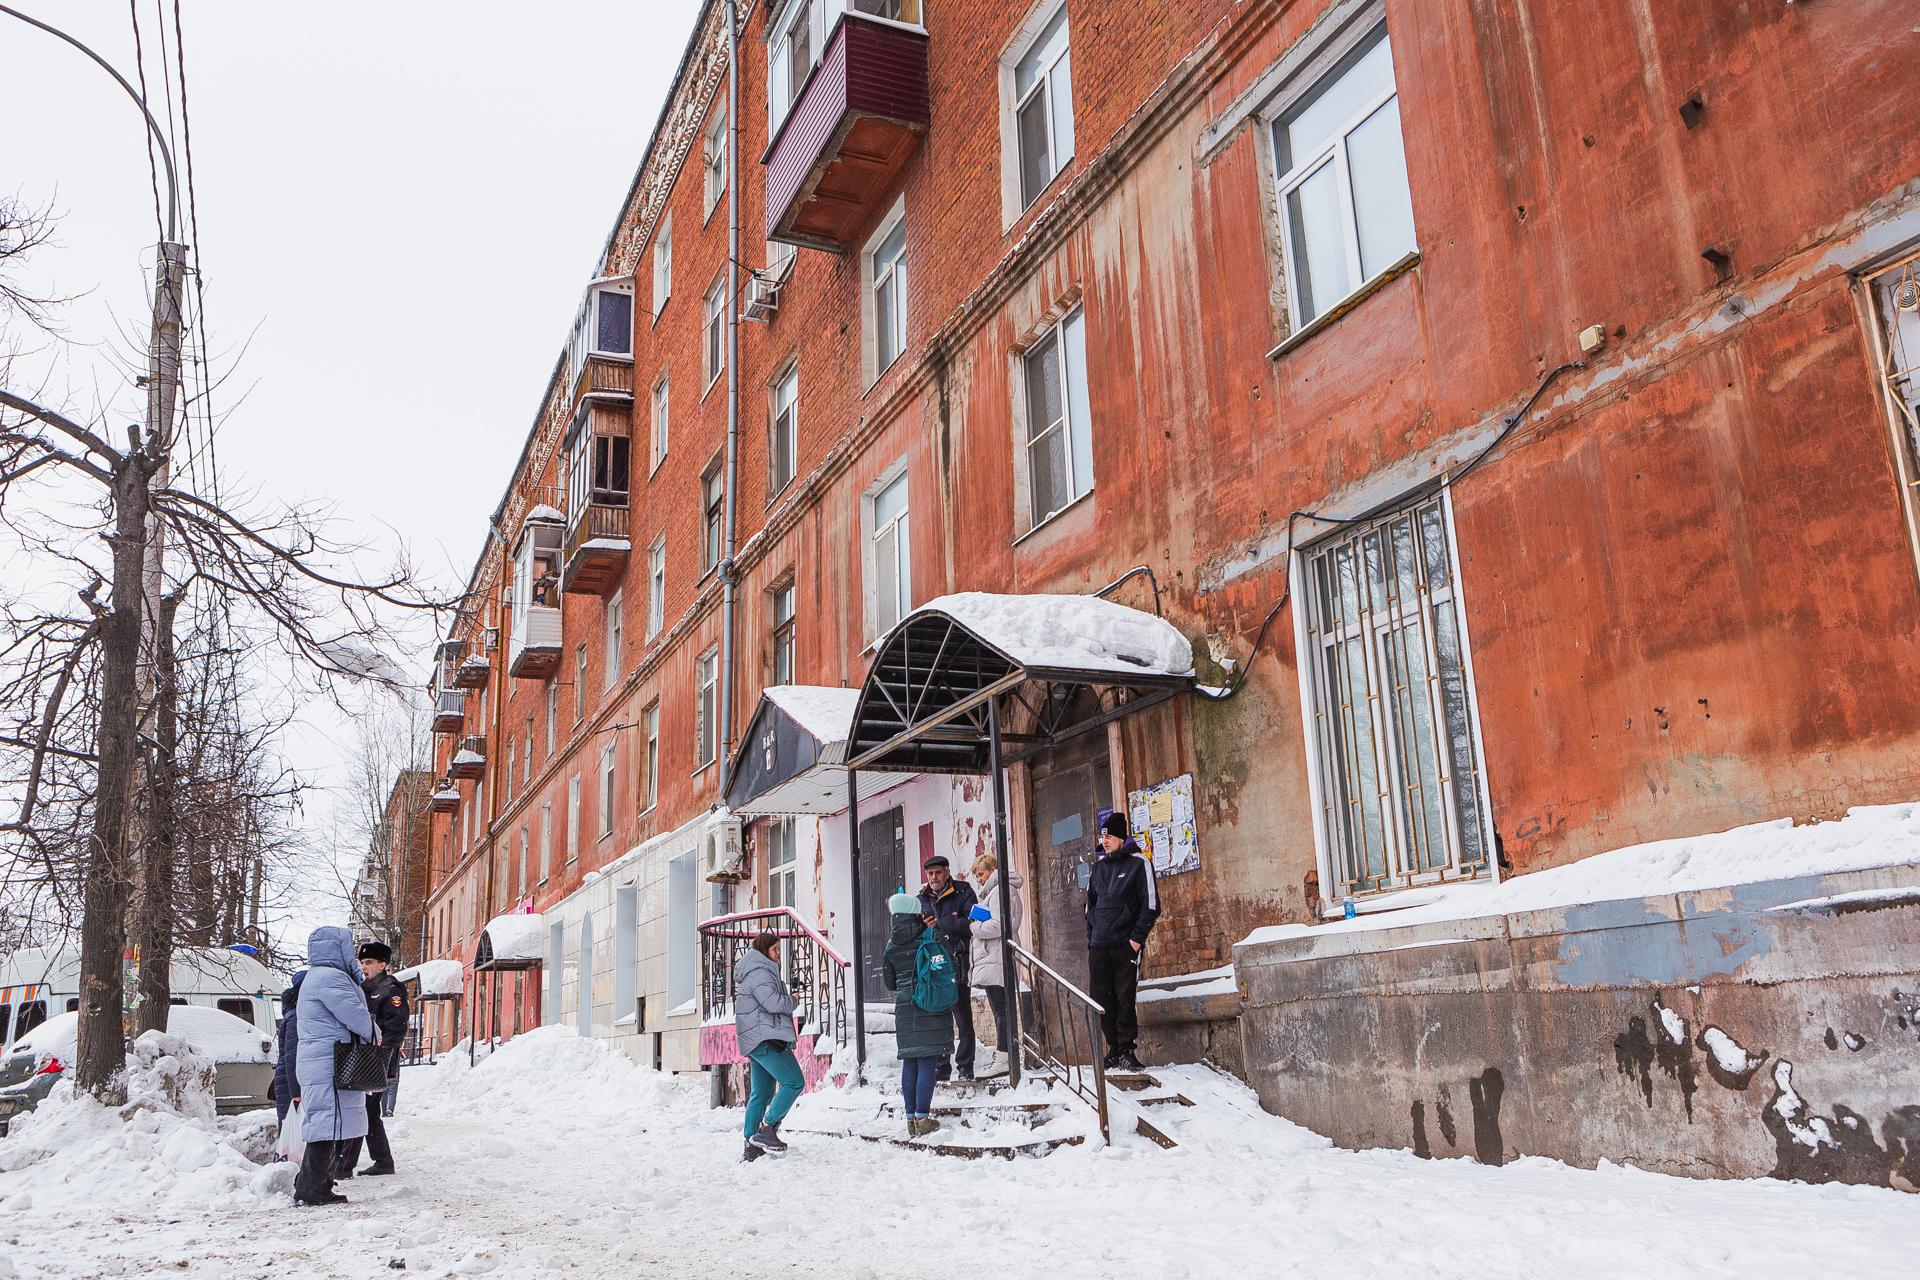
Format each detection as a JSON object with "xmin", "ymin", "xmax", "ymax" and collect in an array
[{"xmin": 733, "ymin": 931, "xmax": 805, "ymax": 1160}]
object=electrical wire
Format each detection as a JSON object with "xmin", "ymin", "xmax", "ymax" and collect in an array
[
  {"xmin": 127, "ymin": 0, "xmax": 165, "ymax": 245},
  {"xmin": 172, "ymin": 0, "xmax": 220, "ymax": 504},
  {"xmin": 1194, "ymin": 359, "xmax": 1585, "ymax": 702}
]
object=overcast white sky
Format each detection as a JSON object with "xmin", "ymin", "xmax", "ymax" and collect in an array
[{"xmin": 1, "ymin": 0, "xmax": 702, "ymax": 940}]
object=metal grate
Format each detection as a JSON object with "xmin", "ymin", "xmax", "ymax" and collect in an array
[{"xmin": 1304, "ymin": 493, "xmax": 1490, "ymax": 898}]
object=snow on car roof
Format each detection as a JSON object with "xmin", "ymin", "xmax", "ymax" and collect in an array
[{"xmin": 8, "ymin": 1005, "xmax": 272, "ymax": 1065}]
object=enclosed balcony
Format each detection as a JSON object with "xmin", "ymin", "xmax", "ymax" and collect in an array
[
  {"xmin": 562, "ymin": 404, "xmax": 632, "ymax": 596},
  {"xmin": 453, "ymin": 652, "xmax": 490, "ymax": 689},
  {"xmin": 508, "ymin": 509, "xmax": 565, "ymax": 679},
  {"xmin": 431, "ymin": 688, "xmax": 465, "ymax": 736},
  {"xmin": 568, "ymin": 278, "xmax": 635, "ymax": 410},
  {"xmin": 764, "ymin": 7, "xmax": 929, "ymax": 251},
  {"xmin": 448, "ymin": 737, "xmax": 486, "ymax": 782}
]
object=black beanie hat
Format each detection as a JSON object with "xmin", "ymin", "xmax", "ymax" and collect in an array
[
  {"xmin": 358, "ymin": 940, "xmax": 393, "ymax": 964},
  {"xmin": 1101, "ymin": 811, "xmax": 1130, "ymax": 841}
]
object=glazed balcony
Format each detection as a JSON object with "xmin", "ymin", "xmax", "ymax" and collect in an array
[
  {"xmin": 764, "ymin": 11, "xmax": 930, "ymax": 251},
  {"xmin": 452, "ymin": 653, "xmax": 490, "ymax": 690},
  {"xmin": 431, "ymin": 688, "xmax": 465, "ymax": 736},
  {"xmin": 448, "ymin": 737, "xmax": 486, "ymax": 782},
  {"xmin": 508, "ymin": 604, "xmax": 563, "ymax": 679}
]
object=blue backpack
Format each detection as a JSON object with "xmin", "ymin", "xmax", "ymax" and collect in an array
[{"xmin": 912, "ymin": 928, "xmax": 959, "ymax": 1013}]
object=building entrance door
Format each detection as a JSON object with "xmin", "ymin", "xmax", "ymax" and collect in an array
[
  {"xmin": 857, "ymin": 805, "xmax": 905, "ymax": 1002},
  {"xmin": 1025, "ymin": 715, "xmax": 1111, "ymax": 993}
]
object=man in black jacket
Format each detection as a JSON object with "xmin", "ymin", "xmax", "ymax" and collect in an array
[
  {"xmin": 335, "ymin": 941, "xmax": 408, "ymax": 1178},
  {"xmin": 1086, "ymin": 811, "xmax": 1159, "ymax": 1073},
  {"xmin": 917, "ymin": 856, "xmax": 979, "ymax": 1081}
]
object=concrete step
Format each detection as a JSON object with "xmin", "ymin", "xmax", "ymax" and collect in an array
[{"xmin": 1105, "ymin": 1071, "xmax": 1163, "ymax": 1092}]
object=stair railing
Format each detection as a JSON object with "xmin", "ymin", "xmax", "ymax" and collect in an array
[
  {"xmin": 1008, "ymin": 940, "xmax": 1110, "ymax": 1143},
  {"xmin": 698, "ymin": 908, "xmax": 849, "ymax": 1054}
]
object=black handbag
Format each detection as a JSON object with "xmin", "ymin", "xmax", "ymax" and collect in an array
[{"xmin": 333, "ymin": 1034, "xmax": 388, "ymax": 1092}]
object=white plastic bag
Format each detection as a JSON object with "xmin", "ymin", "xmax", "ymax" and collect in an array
[{"xmin": 277, "ymin": 1102, "xmax": 306, "ymax": 1163}]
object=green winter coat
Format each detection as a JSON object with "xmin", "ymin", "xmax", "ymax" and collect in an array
[{"xmin": 882, "ymin": 913, "xmax": 956, "ymax": 1061}]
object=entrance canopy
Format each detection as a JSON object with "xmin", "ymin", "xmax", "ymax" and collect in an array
[
  {"xmin": 845, "ymin": 593, "xmax": 1195, "ymax": 774},
  {"xmin": 475, "ymin": 914, "xmax": 546, "ymax": 972},
  {"xmin": 725, "ymin": 685, "xmax": 916, "ymax": 815}
]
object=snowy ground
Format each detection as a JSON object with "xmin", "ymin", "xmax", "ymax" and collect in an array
[{"xmin": 1, "ymin": 1028, "xmax": 1913, "ymax": 1279}]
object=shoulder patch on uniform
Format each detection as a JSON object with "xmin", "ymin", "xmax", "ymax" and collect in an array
[{"xmin": 389, "ymin": 995, "xmax": 403, "ymax": 1005}]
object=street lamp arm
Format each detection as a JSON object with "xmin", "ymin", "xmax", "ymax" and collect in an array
[{"xmin": 0, "ymin": 2, "xmax": 180, "ymax": 242}]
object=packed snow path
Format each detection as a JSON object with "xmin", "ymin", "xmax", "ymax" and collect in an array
[{"xmin": 2, "ymin": 1028, "xmax": 1912, "ymax": 1279}]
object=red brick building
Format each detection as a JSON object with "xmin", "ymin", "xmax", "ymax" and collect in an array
[{"xmin": 415, "ymin": 0, "xmax": 1920, "ymax": 1180}]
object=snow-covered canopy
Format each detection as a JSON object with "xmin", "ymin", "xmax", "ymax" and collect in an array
[
  {"xmin": 397, "ymin": 958, "xmax": 465, "ymax": 997},
  {"xmin": 764, "ymin": 684, "xmax": 861, "ymax": 743},
  {"xmin": 478, "ymin": 914, "xmax": 546, "ymax": 969},
  {"xmin": 914, "ymin": 592, "xmax": 1194, "ymax": 678},
  {"xmin": 5, "ymin": 1007, "xmax": 273, "ymax": 1065},
  {"xmin": 523, "ymin": 503, "xmax": 564, "ymax": 526}
]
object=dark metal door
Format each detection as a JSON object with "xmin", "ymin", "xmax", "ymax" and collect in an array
[
  {"xmin": 1028, "ymin": 750, "xmax": 1109, "ymax": 992},
  {"xmin": 857, "ymin": 805, "xmax": 905, "ymax": 1001}
]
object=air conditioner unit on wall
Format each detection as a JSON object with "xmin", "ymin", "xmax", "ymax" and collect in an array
[
  {"xmin": 742, "ymin": 271, "xmax": 782, "ymax": 323},
  {"xmin": 703, "ymin": 814, "xmax": 746, "ymax": 884}
]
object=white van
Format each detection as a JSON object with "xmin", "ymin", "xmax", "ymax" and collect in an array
[{"xmin": 0, "ymin": 946, "xmax": 282, "ymax": 1055}]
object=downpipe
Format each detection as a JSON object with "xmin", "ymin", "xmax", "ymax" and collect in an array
[{"xmin": 719, "ymin": 0, "xmax": 742, "ymax": 776}]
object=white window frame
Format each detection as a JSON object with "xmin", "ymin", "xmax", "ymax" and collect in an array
[
  {"xmin": 770, "ymin": 581, "xmax": 796, "ymax": 685},
  {"xmin": 604, "ymin": 589, "xmax": 624, "ymax": 690},
  {"xmin": 539, "ymin": 801, "xmax": 553, "ymax": 883},
  {"xmin": 642, "ymin": 702, "xmax": 660, "ymax": 813},
  {"xmin": 652, "ymin": 217, "xmax": 673, "ymax": 317},
  {"xmin": 598, "ymin": 743, "xmax": 617, "ymax": 838},
  {"xmin": 704, "ymin": 277, "xmax": 726, "ymax": 390},
  {"xmin": 694, "ymin": 646, "xmax": 719, "ymax": 770},
  {"xmin": 516, "ymin": 827, "xmax": 529, "ymax": 901},
  {"xmin": 701, "ymin": 461, "xmax": 726, "ymax": 574},
  {"xmin": 769, "ymin": 364, "xmax": 798, "ymax": 497},
  {"xmin": 861, "ymin": 198, "xmax": 909, "ymax": 385},
  {"xmin": 1259, "ymin": 10, "xmax": 1416, "ymax": 336},
  {"xmin": 703, "ymin": 112, "xmax": 727, "ymax": 219},
  {"xmin": 862, "ymin": 464, "xmax": 912, "ymax": 642},
  {"xmin": 566, "ymin": 278, "xmax": 635, "ymax": 390},
  {"xmin": 765, "ymin": 817, "xmax": 798, "ymax": 908},
  {"xmin": 544, "ymin": 682, "xmax": 557, "ymax": 753},
  {"xmin": 523, "ymin": 715, "xmax": 534, "ymax": 785},
  {"xmin": 997, "ymin": 0, "xmax": 1075, "ymax": 225},
  {"xmin": 1289, "ymin": 487, "xmax": 1497, "ymax": 912},
  {"xmin": 647, "ymin": 538, "xmax": 666, "ymax": 639},
  {"xmin": 651, "ymin": 375, "xmax": 670, "ymax": 474},
  {"xmin": 1012, "ymin": 302, "xmax": 1094, "ymax": 531},
  {"xmin": 574, "ymin": 643, "xmax": 589, "ymax": 722},
  {"xmin": 566, "ymin": 774, "xmax": 582, "ymax": 862}
]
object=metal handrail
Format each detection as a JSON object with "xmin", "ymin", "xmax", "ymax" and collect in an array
[
  {"xmin": 698, "ymin": 908, "xmax": 849, "ymax": 1055},
  {"xmin": 1008, "ymin": 939, "xmax": 1110, "ymax": 1143}
]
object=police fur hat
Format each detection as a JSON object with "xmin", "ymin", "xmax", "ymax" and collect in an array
[{"xmin": 357, "ymin": 940, "xmax": 393, "ymax": 963}]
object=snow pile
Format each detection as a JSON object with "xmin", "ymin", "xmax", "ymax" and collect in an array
[
  {"xmin": 398, "ymin": 957, "xmax": 464, "ymax": 997},
  {"xmin": 11, "ymin": 1007, "xmax": 271, "ymax": 1067},
  {"xmin": 764, "ymin": 684, "xmax": 860, "ymax": 743},
  {"xmin": 1245, "ymin": 802, "xmax": 1920, "ymax": 946},
  {"xmin": 912, "ymin": 593, "xmax": 1195, "ymax": 677},
  {"xmin": 480, "ymin": 913, "xmax": 546, "ymax": 962},
  {"xmin": 523, "ymin": 503, "xmax": 564, "ymax": 525},
  {"xmin": 0, "ymin": 1038, "xmax": 288, "ymax": 1214},
  {"xmin": 406, "ymin": 1026, "xmax": 699, "ymax": 1136}
]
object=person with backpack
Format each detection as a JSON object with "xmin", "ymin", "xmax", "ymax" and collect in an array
[
  {"xmin": 1086, "ymin": 811, "xmax": 1160, "ymax": 1073},
  {"xmin": 916, "ymin": 856, "xmax": 978, "ymax": 1081},
  {"xmin": 734, "ymin": 930, "xmax": 805, "ymax": 1161},
  {"xmin": 883, "ymin": 889, "xmax": 955, "ymax": 1138}
]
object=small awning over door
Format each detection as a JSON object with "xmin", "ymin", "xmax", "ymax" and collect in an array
[
  {"xmin": 724, "ymin": 685, "xmax": 916, "ymax": 816},
  {"xmin": 844, "ymin": 592, "xmax": 1196, "ymax": 774}
]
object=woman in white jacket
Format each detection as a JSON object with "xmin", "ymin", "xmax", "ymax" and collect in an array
[{"xmin": 968, "ymin": 854, "xmax": 1025, "ymax": 1078}]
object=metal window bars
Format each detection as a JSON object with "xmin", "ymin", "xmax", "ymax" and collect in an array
[
  {"xmin": 1008, "ymin": 940, "xmax": 1110, "ymax": 1144},
  {"xmin": 698, "ymin": 908, "xmax": 849, "ymax": 1055}
]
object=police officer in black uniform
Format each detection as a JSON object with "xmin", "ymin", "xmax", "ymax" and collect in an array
[{"xmin": 335, "ymin": 940, "xmax": 408, "ymax": 1178}]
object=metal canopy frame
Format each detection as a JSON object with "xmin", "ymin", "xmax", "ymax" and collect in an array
[
  {"xmin": 470, "ymin": 929, "xmax": 543, "ymax": 1068},
  {"xmin": 841, "ymin": 605, "xmax": 1194, "ymax": 1087}
]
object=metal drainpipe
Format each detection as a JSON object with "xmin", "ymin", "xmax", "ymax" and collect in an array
[{"xmin": 719, "ymin": 0, "xmax": 742, "ymax": 776}]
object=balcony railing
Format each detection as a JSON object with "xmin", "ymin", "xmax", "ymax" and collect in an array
[
  {"xmin": 563, "ymin": 500, "xmax": 632, "ymax": 596},
  {"xmin": 452, "ymin": 653, "xmax": 490, "ymax": 689},
  {"xmin": 764, "ymin": 12, "xmax": 929, "ymax": 251},
  {"xmin": 507, "ymin": 603, "xmax": 563, "ymax": 679},
  {"xmin": 572, "ymin": 351, "xmax": 633, "ymax": 408},
  {"xmin": 448, "ymin": 736, "xmax": 486, "ymax": 782},
  {"xmin": 431, "ymin": 688, "xmax": 465, "ymax": 736}
]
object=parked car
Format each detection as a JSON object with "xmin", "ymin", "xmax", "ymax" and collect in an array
[{"xmin": 0, "ymin": 1006, "xmax": 274, "ymax": 1135}]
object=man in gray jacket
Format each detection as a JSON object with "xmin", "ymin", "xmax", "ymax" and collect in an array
[{"xmin": 733, "ymin": 931, "xmax": 805, "ymax": 1160}]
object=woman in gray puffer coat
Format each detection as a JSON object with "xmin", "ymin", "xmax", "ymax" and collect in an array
[
  {"xmin": 734, "ymin": 931, "xmax": 804, "ymax": 1161},
  {"xmin": 293, "ymin": 925, "xmax": 376, "ymax": 1205}
]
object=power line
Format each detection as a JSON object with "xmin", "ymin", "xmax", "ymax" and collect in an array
[
  {"xmin": 126, "ymin": 0, "xmax": 165, "ymax": 245},
  {"xmin": 170, "ymin": 0, "xmax": 219, "ymax": 504}
]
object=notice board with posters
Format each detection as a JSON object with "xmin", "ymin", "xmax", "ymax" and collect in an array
[{"xmin": 1128, "ymin": 773, "xmax": 1199, "ymax": 877}]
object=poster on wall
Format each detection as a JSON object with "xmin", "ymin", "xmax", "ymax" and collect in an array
[{"xmin": 1127, "ymin": 773, "xmax": 1199, "ymax": 876}]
